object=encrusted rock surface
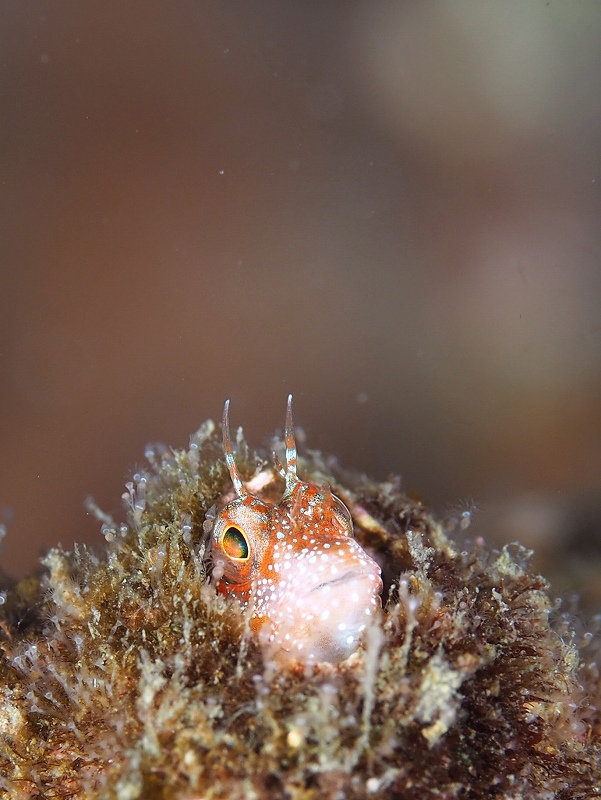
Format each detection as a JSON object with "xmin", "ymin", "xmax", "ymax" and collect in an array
[{"xmin": 0, "ymin": 420, "xmax": 599, "ymax": 799}]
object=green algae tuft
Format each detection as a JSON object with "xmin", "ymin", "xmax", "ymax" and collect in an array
[{"xmin": 0, "ymin": 418, "xmax": 599, "ymax": 799}]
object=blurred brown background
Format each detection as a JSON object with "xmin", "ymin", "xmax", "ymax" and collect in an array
[{"xmin": 1, "ymin": 2, "xmax": 601, "ymax": 603}]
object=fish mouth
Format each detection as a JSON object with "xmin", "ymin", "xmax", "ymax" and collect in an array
[{"xmin": 306, "ymin": 569, "xmax": 369, "ymax": 594}]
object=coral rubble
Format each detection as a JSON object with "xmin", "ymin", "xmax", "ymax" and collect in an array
[{"xmin": 0, "ymin": 419, "xmax": 599, "ymax": 799}]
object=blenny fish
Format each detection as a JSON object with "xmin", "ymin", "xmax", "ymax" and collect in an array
[{"xmin": 210, "ymin": 396, "xmax": 383, "ymax": 666}]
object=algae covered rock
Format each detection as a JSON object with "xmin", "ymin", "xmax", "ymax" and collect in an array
[{"xmin": 0, "ymin": 414, "xmax": 599, "ymax": 799}]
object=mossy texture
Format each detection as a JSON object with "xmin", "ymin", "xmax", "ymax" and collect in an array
[{"xmin": 0, "ymin": 420, "xmax": 599, "ymax": 799}]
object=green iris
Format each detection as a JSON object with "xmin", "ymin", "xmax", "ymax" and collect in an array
[{"xmin": 222, "ymin": 526, "xmax": 249, "ymax": 560}]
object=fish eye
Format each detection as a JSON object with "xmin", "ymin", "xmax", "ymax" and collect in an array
[{"xmin": 221, "ymin": 525, "xmax": 250, "ymax": 560}]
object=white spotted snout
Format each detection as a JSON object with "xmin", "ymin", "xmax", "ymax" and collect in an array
[{"xmin": 257, "ymin": 537, "xmax": 383, "ymax": 665}]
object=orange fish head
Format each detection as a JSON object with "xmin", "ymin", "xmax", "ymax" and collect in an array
[{"xmin": 210, "ymin": 396, "xmax": 383, "ymax": 665}]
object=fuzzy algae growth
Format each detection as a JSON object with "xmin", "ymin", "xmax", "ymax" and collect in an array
[{"xmin": 0, "ymin": 415, "xmax": 600, "ymax": 799}]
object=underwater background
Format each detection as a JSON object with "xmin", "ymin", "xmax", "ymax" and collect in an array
[{"xmin": 1, "ymin": 1, "xmax": 601, "ymax": 605}]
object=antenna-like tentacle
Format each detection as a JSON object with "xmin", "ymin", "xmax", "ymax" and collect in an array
[
  {"xmin": 284, "ymin": 394, "xmax": 299, "ymax": 495},
  {"xmin": 222, "ymin": 399, "xmax": 247, "ymax": 497}
]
